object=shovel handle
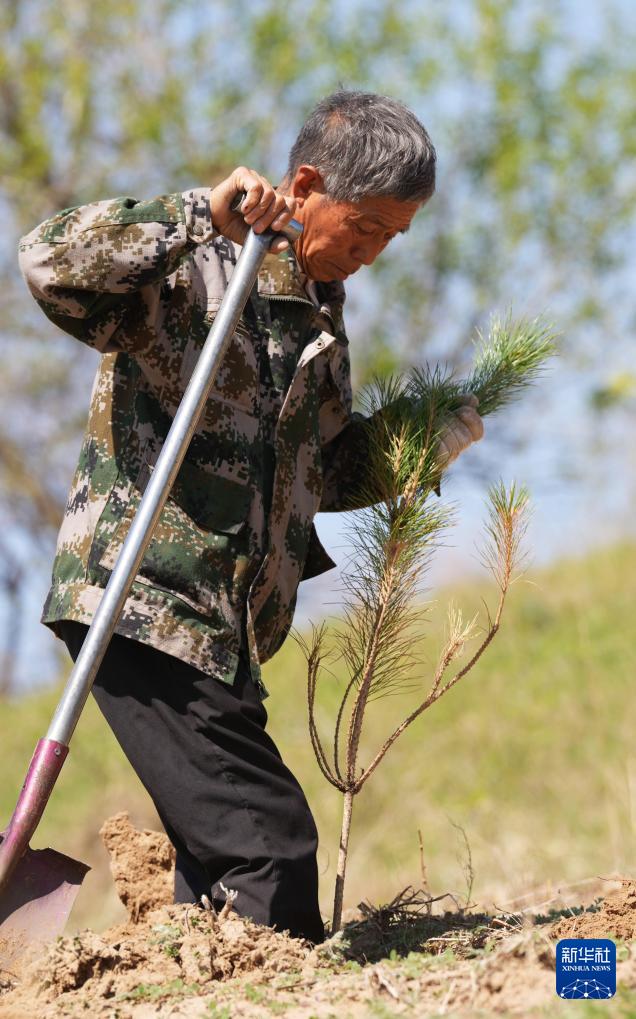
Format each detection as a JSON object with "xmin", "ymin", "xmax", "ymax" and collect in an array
[
  {"xmin": 230, "ymin": 190, "xmax": 301, "ymax": 244},
  {"xmin": 0, "ymin": 739, "xmax": 67, "ymax": 889}
]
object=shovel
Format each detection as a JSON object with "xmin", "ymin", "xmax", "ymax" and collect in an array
[{"xmin": 0, "ymin": 206, "xmax": 302, "ymax": 974}]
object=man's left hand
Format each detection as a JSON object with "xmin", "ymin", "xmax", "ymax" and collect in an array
[{"xmin": 437, "ymin": 393, "xmax": 484, "ymax": 467}]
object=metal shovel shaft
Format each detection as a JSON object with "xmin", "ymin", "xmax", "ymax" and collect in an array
[{"xmin": 0, "ymin": 217, "xmax": 301, "ymax": 895}]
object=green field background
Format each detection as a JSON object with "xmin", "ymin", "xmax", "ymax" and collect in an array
[{"xmin": 2, "ymin": 542, "xmax": 634, "ymax": 932}]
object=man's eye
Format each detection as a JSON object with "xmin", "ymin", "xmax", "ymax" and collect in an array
[{"xmin": 354, "ymin": 222, "xmax": 374, "ymax": 236}]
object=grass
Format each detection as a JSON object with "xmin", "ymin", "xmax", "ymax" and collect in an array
[
  {"xmin": 122, "ymin": 978, "xmax": 200, "ymax": 1001},
  {"xmin": 1, "ymin": 541, "xmax": 635, "ymax": 931},
  {"xmin": 204, "ymin": 1005, "xmax": 233, "ymax": 1019}
]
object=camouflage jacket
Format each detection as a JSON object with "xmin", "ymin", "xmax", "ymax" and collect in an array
[{"xmin": 19, "ymin": 188, "xmax": 377, "ymax": 698}]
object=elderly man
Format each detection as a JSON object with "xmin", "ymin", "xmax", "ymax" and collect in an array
[{"xmin": 19, "ymin": 90, "xmax": 483, "ymax": 943}]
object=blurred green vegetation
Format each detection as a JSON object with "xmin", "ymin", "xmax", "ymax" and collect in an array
[
  {"xmin": 2, "ymin": 0, "xmax": 636, "ymax": 689},
  {"xmin": 2, "ymin": 541, "xmax": 633, "ymax": 931}
]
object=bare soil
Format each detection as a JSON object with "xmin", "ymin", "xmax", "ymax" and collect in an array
[
  {"xmin": 1, "ymin": 816, "xmax": 636, "ymax": 1018},
  {"xmin": 551, "ymin": 878, "xmax": 636, "ymax": 941}
]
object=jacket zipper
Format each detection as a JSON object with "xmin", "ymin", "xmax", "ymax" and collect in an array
[
  {"xmin": 267, "ymin": 291, "xmax": 337, "ymax": 333},
  {"xmin": 266, "ymin": 292, "xmax": 315, "ymax": 307}
]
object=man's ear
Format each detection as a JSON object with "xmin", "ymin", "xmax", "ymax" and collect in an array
[{"xmin": 289, "ymin": 165, "xmax": 325, "ymax": 207}]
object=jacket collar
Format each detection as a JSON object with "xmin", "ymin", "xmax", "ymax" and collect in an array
[
  {"xmin": 257, "ymin": 248, "xmax": 348, "ymax": 345},
  {"xmin": 258, "ymin": 248, "xmax": 308, "ymax": 299},
  {"xmin": 258, "ymin": 249, "xmax": 346, "ymax": 304}
]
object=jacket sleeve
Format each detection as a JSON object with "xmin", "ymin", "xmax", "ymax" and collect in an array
[
  {"xmin": 319, "ymin": 409, "xmax": 391, "ymax": 512},
  {"xmin": 320, "ymin": 402, "xmax": 442, "ymax": 512},
  {"xmin": 18, "ymin": 189, "xmax": 217, "ymax": 353}
]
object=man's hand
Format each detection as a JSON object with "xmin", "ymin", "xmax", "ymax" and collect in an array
[
  {"xmin": 437, "ymin": 393, "xmax": 484, "ymax": 468},
  {"xmin": 210, "ymin": 167, "xmax": 296, "ymax": 253}
]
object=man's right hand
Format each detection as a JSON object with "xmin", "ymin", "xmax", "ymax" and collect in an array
[{"xmin": 210, "ymin": 168, "xmax": 297, "ymax": 253}]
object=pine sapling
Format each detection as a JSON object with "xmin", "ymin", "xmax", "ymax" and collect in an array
[{"xmin": 296, "ymin": 313, "xmax": 554, "ymax": 934}]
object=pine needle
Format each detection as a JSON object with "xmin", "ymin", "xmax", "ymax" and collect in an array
[
  {"xmin": 479, "ymin": 480, "xmax": 531, "ymax": 591},
  {"xmin": 406, "ymin": 312, "xmax": 558, "ymax": 418},
  {"xmin": 462, "ymin": 312, "xmax": 558, "ymax": 415}
]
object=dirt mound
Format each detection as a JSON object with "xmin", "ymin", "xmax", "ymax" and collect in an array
[
  {"xmin": 0, "ymin": 902, "xmax": 313, "ymax": 1017},
  {"xmin": 551, "ymin": 878, "xmax": 636, "ymax": 940},
  {"xmin": 99, "ymin": 812, "xmax": 175, "ymax": 921}
]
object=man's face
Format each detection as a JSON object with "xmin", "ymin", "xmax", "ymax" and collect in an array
[{"xmin": 286, "ymin": 167, "xmax": 423, "ymax": 282}]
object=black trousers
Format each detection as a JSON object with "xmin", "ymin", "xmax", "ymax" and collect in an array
[{"xmin": 58, "ymin": 621, "xmax": 324, "ymax": 943}]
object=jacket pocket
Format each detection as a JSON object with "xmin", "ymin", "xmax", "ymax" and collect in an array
[{"xmin": 98, "ymin": 452, "xmax": 251, "ymax": 618}]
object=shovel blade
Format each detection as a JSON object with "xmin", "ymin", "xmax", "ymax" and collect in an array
[{"xmin": 0, "ymin": 843, "xmax": 89, "ymax": 974}]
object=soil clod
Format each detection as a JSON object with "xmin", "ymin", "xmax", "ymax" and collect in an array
[
  {"xmin": 99, "ymin": 812, "xmax": 175, "ymax": 921},
  {"xmin": 551, "ymin": 877, "xmax": 636, "ymax": 940}
]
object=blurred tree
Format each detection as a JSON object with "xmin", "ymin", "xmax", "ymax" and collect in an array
[{"xmin": 0, "ymin": 0, "xmax": 634, "ymax": 690}]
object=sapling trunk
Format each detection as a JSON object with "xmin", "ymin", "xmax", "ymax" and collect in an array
[
  {"xmin": 297, "ymin": 313, "xmax": 555, "ymax": 935},
  {"xmin": 333, "ymin": 788, "xmax": 354, "ymax": 934}
]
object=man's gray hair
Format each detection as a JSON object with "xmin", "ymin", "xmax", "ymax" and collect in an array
[{"xmin": 286, "ymin": 90, "xmax": 436, "ymax": 204}]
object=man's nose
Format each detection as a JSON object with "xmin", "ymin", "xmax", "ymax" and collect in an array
[{"xmin": 352, "ymin": 238, "xmax": 389, "ymax": 266}]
